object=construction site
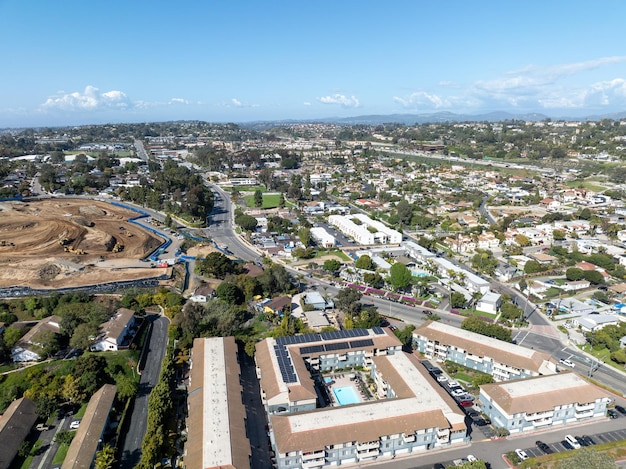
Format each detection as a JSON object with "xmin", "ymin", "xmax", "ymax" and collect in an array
[{"xmin": 0, "ymin": 199, "xmax": 165, "ymax": 289}]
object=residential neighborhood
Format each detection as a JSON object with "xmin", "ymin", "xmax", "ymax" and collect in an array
[{"xmin": 3, "ymin": 118, "xmax": 626, "ymax": 468}]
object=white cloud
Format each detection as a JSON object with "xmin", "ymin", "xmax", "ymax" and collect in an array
[
  {"xmin": 317, "ymin": 94, "xmax": 360, "ymax": 108},
  {"xmin": 394, "ymin": 56, "xmax": 626, "ymax": 113},
  {"xmin": 169, "ymin": 98, "xmax": 190, "ymax": 105},
  {"xmin": 303, "ymin": 101, "xmax": 311, "ymax": 106},
  {"xmin": 231, "ymin": 98, "xmax": 243, "ymax": 107},
  {"xmin": 41, "ymin": 85, "xmax": 131, "ymax": 111}
]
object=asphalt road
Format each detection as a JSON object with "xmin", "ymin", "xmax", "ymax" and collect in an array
[{"xmin": 118, "ymin": 314, "xmax": 170, "ymax": 468}]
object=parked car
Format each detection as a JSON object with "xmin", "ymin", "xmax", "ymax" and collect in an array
[
  {"xmin": 460, "ymin": 399, "xmax": 474, "ymax": 408},
  {"xmin": 536, "ymin": 440, "xmax": 553, "ymax": 454},
  {"xmin": 35, "ymin": 423, "xmax": 50, "ymax": 431},
  {"xmin": 436, "ymin": 375, "xmax": 448, "ymax": 382},
  {"xmin": 451, "ymin": 388, "xmax": 466, "ymax": 397},
  {"xmin": 565, "ymin": 434, "xmax": 581, "ymax": 449},
  {"xmin": 562, "ymin": 439, "xmax": 575, "ymax": 450},
  {"xmin": 608, "ymin": 409, "xmax": 619, "ymax": 419},
  {"xmin": 581, "ymin": 435, "xmax": 595, "ymax": 446},
  {"xmin": 515, "ymin": 449, "xmax": 528, "ymax": 461},
  {"xmin": 615, "ymin": 405, "xmax": 626, "ymax": 415},
  {"xmin": 575, "ymin": 435, "xmax": 588, "ymax": 447},
  {"xmin": 467, "ymin": 455, "xmax": 478, "ymax": 462},
  {"xmin": 70, "ymin": 420, "xmax": 81, "ymax": 430}
]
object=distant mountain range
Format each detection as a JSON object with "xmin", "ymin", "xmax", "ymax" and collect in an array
[{"xmin": 244, "ymin": 110, "xmax": 626, "ymax": 129}]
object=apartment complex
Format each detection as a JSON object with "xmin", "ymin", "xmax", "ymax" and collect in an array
[
  {"xmin": 184, "ymin": 337, "xmax": 250, "ymax": 469},
  {"xmin": 412, "ymin": 321, "xmax": 557, "ymax": 380},
  {"xmin": 479, "ymin": 372, "xmax": 610, "ymax": 433},
  {"xmin": 256, "ymin": 328, "xmax": 468, "ymax": 468}
]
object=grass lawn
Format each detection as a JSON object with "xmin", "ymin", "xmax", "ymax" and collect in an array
[
  {"xmin": 462, "ymin": 309, "xmax": 497, "ymax": 320},
  {"xmin": 578, "ymin": 345, "xmax": 619, "ymax": 369},
  {"xmin": 243, "ymin": 193, "xmax": 281, "ymax": 209},
  {"xmin": 52, "ymin": 443, "xmax": 71, "ymax": 465},
  {"xmin": 564, "ymin": 179, "xmax": 608, "ymax": 192},
  {"xmin": 452, "ymin": 372, "xmax": 474, "ymax": 385},
  {"xmin": 315, "ymin": 249, "xmax": 351, "ymax": 261}
]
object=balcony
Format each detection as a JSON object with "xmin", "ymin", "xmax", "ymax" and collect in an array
[
  {"xmin": 302, "ymin": 450, "xmax": 325, "ymax": 461},
  {"xmin": 531, "ymin": 418, "xmax": 553, "ymax": 427},
  {"xmin": 525, "ymin": 411, "xmax": 554, "ymax": 421},
  {"xmin": 356, "ymin": 448, "xmax": 380, "ymax": 460},
  {"xmin": 402, "ymin": 433, "xmax": 416, "ymax": 443},
  {"xmin": 575, "ymin": 402, "xmax": 595, "ymax": 412},
  {"xmin": 302, "ymin": 458, "xmax": 326, "ymax": 469},
  {"xmin": 356, "ymin": 441, "xmax": 380, "ymax": 451},
  {"xmin": 575, "ymin": 410, "xmax": 595, "ymax": 419}
]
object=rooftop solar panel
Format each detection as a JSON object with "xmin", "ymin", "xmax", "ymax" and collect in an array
[
  {"xmin": 324, "ymin": 341, "xmax": 350, "ymax": 352},
  {"xmin": 350, "ymin": 339, "xmax": 374, "ymax": 348}
]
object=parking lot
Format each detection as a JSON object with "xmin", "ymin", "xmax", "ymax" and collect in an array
[{"xmin": 519, "ymin": 427, "xmax": 626, "ymax": 459}]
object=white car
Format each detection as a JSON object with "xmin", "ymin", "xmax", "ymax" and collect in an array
[
  {"xmin": 451, "ymin": 388, "xmax": 466, "ymax": 397},
  {"xmin": 467, "ymin": 455, "xmax": 478, "ymax": 462},
  {"xmin": 515, "ymin": 449, "xmax": 528, "ymax": 461},
  {"xmin": 559, "ymin": 358, "xmax": 575, "ymax": 368},
  {"xmin": 436, "ymin": 375, "xmax": 448, "ymax": 382},
  {"xmin": 69, "ymin": 420, "xmax": 80, "ymax": 429}
]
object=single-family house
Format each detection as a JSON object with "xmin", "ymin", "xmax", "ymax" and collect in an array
[{"xmin": 89, "ymin": 308, "xmax": 136, "ymax": 352}]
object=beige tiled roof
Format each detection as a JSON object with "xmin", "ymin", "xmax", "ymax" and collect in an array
[
  {"xmin": 414, "ymin": 321, "xmax": 552, "ymax": 373},
  {"xmin": 480, "ymin": 372, "xmax": 610, "ymax": 415}
]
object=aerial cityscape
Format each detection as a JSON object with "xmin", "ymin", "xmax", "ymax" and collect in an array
[{"xmin": 2, "ymin": 2, "xmax": 626, "ymax": 469}]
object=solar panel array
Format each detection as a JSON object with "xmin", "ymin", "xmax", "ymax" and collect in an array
[
  {"xmin": 274, "ymin": 345, "xmax": 297, "ymax": 383},
  {"xmin": 300, "ymin": 344, "xmax": 325, "ymax": 355},
  {"xmin": 320, "ymin": 328, "xmax": 369, "ymax": 341},
  {"xmin": 277, "ymin": 327, "xmax": 387, "ymax": 366},
  {"xmin": 349, "ymin": 339, "xmax": 374, "ymax": 348},
  {"xmin": 276, "ymin": 333, "xmax": 322, "ymax": 345},
  {"xmin": 325, "ymin": 341, "xmax": 350, "ymax": 352}
]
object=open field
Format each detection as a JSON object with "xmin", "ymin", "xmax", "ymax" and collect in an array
[{"xmin": 0, "ymin": 199, "xmax": 164, "ymax": 288}]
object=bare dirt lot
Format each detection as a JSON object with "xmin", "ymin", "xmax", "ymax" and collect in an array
[{"xmin": 0, "ymin": 199, "xmax": 164, "ymax": 288}]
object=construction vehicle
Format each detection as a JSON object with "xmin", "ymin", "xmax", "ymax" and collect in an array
[
  {"xmin": 126, "ymin": 231, "xmax": 134, "ymax": 237},
  {"xmin": 113, "ymin": 243, "xmax": 124, "ymax": 253}
]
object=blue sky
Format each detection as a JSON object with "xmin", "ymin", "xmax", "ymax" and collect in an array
[{"xmin": 2, "ymin": 0, "xmax": 626, "ymax": 128}]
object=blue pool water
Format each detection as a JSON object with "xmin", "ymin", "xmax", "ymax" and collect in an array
[
  {"xmin": 324, "ymin": 377, "xmax": 333, "ymax": 384},
  {"xmin": 333, "ymin": 386, "xmax": 360, "ymax": 406}
]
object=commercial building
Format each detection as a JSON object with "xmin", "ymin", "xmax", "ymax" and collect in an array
[
  {"xmin": 412, "ymin": 321, "xmax": 557, "ymax": 381},
  {"xmin": 256, "ymin": 328, "xmax": 468, "ymax": 468},
  {"xmin": 184, "ymin": 337, "xmax": 250, "ymax": 469},
  {"xmin": 328, "ymin": 214, "xmax": 401, "ymax": 245},
  {"xmin": 479, "ymin": 372, "xmax": 611, "ymax": 433}
]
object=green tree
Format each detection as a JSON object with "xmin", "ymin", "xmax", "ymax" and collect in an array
[
  {"xmin": 323, "ymin": 259, "xmax": 341, "ymax": 273},
  {"xmin": 94, "ymin": 443, "xmax": 117, "ymax": 469},
  {"xmin": 215, "ymin": 282, "xmax": 244, "ymax": 305},
  {"xmin": 298, "ymin": 227, "xmax": 311, "ymax": 247},
  {"xmin": 566, "ymin": 267, "xmax": 585, "ymax": 281},
  {"xmin": 355, "ymin": 255, "xmax": 374, "ymax": 270},
  {"xmin": 235, "ymin": 213, "xmax": 258, "ymax": 231},
  {"xmin": 254, "ymin": 189, "xmax": 263, "ymax": 207},
  {"xmin": 584, "ymin": 270, "xmax": 605, "ymax": 284},
  {"xmin": 396, "ymin": 200, "xmax": 413, "ymax": 226},
  {"xmin": 335, "ymin": 287, "xmax": 363, "ymax": 315},
  {"xmin": 450, "ymin": 291, "xmax": 466, "ymax": 309},
  {"xmin": 388, "ymin": 262, "xmax": 412, "ymax": 291}
]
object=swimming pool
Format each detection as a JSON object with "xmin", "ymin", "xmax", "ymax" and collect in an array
[
  {"xmin": 324, "ymin": 377, "xmax": 333, "ymax": 384},
  {"xmin": 333, "ymin": 386, "xmax": 360, "ymax": 406}
]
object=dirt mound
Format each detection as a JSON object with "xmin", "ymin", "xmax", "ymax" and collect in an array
[
  {"xmin": 72, "ymin": 216, "xmax": 94, "ymax": 227},
  {"xmin": 79, "ymin": 205, "xmax": 107, "ymax": 217},
  {"xmin": 0, "ymin": 199, "xmax": 166, "ymax": 288}
]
